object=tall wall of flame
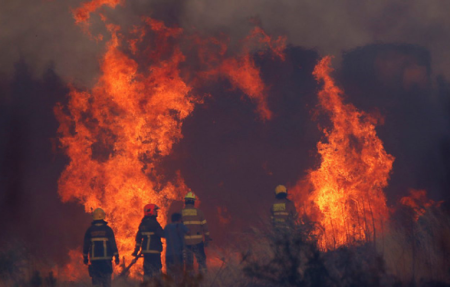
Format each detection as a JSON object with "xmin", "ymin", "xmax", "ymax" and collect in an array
[
  {"xmin": 53, "ymin": 0, "xmax": 285, "ymax": 274},
  {"xmin": 297, "ymin": 57, "xmax": 395, "ymax": 249},
  {"xmin": 3, "ymin": 0, "xmax": 449, "ymax": 277},
  {"xmin": 54, "ymin": 19, "xmax": 195, "ymax": 261}
]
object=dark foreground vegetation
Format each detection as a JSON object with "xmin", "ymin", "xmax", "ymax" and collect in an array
[{"xmin": 2, "ymin": 206, "xmax": 450, "ymax": 287}]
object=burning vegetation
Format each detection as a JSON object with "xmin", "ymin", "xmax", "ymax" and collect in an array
[
  {"xmin": 299, "ymin": 56, "xmax": 395, "ymax": 250},
  {"xmin": 53, "ymin": 0, "xmax": 286, "ymax": 281},
  {"xmin": 1, "ymin": 0, "xmax": 450, "ymax": 286}
]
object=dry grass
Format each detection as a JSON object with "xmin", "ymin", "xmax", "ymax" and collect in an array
[
  {"xmin": 2, "ymin": 208, "xmax": 450, "ymax": 286},
  {"xmin": 377, "ymin": 206, "xmax": 450, "ymax": 285}
]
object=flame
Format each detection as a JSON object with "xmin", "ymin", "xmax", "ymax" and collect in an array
[
  {"xmin": 55, "ymin": 18, "xmax": 195, "ymax": 277},
  {"xmin": 51, "ymin": 249, "xmax": 89, "ymax": 282},
  {"xmin": 298, "ymin": 56, "xmax": 395, "ymax": 250},
  {"xmin": 218, "ymin": 27, "xmax": 285, "ymax": 121},
  {"xmin": 400, "ymin": 189, "xmax": 442, "ymax": 220},
  {"xmin": 57, "ymin": 0, "xmax": 284, "ymax": 279},
  {"xmin": 207, "ymin": 255, "xmax": 226, "ymax": 269},
  {"xmin": 73, "ymin": 0, "xmax": 123, "ymax": 25},
  {"xmin": 195, "ymin": 27, "xmax": 286, "ymax": 120},
  {"xmin": 217, "ymin": 206, "xmax": 231, "ymax": 225}
]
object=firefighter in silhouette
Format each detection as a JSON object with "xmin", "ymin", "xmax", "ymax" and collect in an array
[
  {"xmin": 271, "ymin": 185, "xmax": 298, "ymax": 229},
  {"xmin": 181, "ymin": 192, "xmax": 211, "ymax": 273},
  {"xmin": 83, "ymin": 208, "xmax": 119, "ymax": 287},
  {"xmin": 164, "ymin": 212, "xmax": 189, "ymax": 280},
  {"xmin": 132, "ymin": 204, "xmax": 164, "ymax": 281}
]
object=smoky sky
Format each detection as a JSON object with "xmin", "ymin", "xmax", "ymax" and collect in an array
[
  {"xmin": 1, "ymin": 0, "xmax": 450, "ymax": 263},
  {"xmin": 164, "ymin": 0, "xmax": 450, "ymax": 85},
  {"xmin": 3, "ymin": 1, "xmax": 450, "ymax": 83},
  {"xmin": 0, "ymin": 61, "xmax": 90, "ymax": 265}
]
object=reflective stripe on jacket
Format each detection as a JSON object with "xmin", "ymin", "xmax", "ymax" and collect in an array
[
  {"xmin": 270, "ymin": 198, "xmax": 298, "ymax": 228},
  {"xmin": 182, "ymin": 204, "xmax": 209, "ymax": 245},
  {"xmin": 135, "ymin": 216, "xmax": 164, "ymax": 254},
  {"xmin": 83, "ymin": 220, "xmax": 119, "ymax": 261}
]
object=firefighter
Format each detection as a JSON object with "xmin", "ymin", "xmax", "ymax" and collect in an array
[
  {"xmin": 271, "ymin": 185, "xmax": 298, "ymax": 229},
  {"xmin": 83, "ymin": 208, "xmax": 119, "ymax": 287},
  {"xmin": 181, "ymin": 192, "xmax": 211, "ymax": 273},
  {"xmin": 132, "ymin": 204, "xmax": 164, "ymax": 282},
  {"xmin": 164, "ymin": 212, "xmax": 189, "ymax": 280}
]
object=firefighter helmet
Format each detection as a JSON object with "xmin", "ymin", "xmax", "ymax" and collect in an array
[
  {"xmin": 275, "ymin": 185, "xmax": 287, "ymax": 195},
  {"xmin": 144, "ymin": 204, "xmax": 159, "ymax": 217},
  {"xmin": 93, "ymin": 208, "xmax": 106, "ymax": 220},
  {"xmin": 185, "ymin": 191, "xmax": 196, "ymax": 201}
]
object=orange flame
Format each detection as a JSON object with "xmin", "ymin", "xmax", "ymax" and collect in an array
[
  {"xmin": 195, "ymin": 27, "xmax": 286, "ymax": 121},
  {"xmin": 73, "ymin": 0, "xmax": 123, "ymax": 24},
  {"xmin": 400, "ymin": 189, "xmax": 442, "ymax": 220},
  {"xmin": 53, "ymin": 249, "xmax": 89, "ymax": 282},
  {"xmin": 217, "ymin": 206, "xmax": 231, "ymax": 225},
  {"xmin": 219, "ymin": 27, "xmax": 285, "ymax": 121},
  {"xmin": 297, "ymin": 56, "xmax": 395, "ymax": 250},
  {"xmin": 54, "ymin": 18, "xmax": 195, "ymax": 277},
  {"xmin": 57, "ymin": 0, "xmax": 285, "ymax": 279}
]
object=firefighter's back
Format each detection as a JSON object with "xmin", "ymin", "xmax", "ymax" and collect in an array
[
  {"xmin": 132, "ymin": 204, "xmax": 164, "ymax": 282},
  {"xmin": 137, "ymin": 216, "xmax": 163, "ymax": 254},
  {"xmin": 271, "ymin": 185, "xmax": 298, "ymax": 229},
  {"xmin": 85, "ymin": 223, "xmax": 117, "ymax": 260},
  {"xmin": 182, "ymin": 204, "xmax": 207, "ymax": 245},
  {"xmin": 181, "ymin": 192, "xmax": 210, "ymax": 273},
  {"xmin": 83, "ymin": 208, "xmax": 119, "ymax": 287}
]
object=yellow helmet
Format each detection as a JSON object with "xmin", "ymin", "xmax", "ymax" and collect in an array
[
  {"xmin": 185, "ymin": 192, "xmax": 196, "ymax": 200},
  {"xmin": 275, "ymin": 185, "xmax": 287, "ymax": 195},
  {"xmin": 93, "ymin": 208, "xmax": 106, "ymax": 220}
]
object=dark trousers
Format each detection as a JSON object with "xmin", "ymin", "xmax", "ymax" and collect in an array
[
  {"xmin": 166, "ymin": 253, "xmax": 184, "ymax": 278},
  {"xmin": 143, "ymin": 253, "xmax": 162, "ymax": 281},
  {"xmin": 185, "ymin": 242, "xmax": 206, "ymax": 273},
  {"xmin": 89, "ymin": 260, "xmax": 112, "ymax": 287}
]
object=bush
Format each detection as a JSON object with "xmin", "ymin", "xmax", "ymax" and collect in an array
[
  {"xmin": 242, "ymin": 221, "xmax": 332, "ymax": 287},
  {"xmin": 0, "ymin": 242, "xmax": 28, "ymax": 285},
  {"xmin": 380, "ymin": 206, "xmax": 450, "ymax": 285}
]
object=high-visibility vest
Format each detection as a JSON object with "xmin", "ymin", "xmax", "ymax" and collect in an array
[
  {"xmin": 83, "ymin": 221, "xmax": 119, "ymax": 261},
  {"xmin": 182, "ymin": 204, "xmax": 210, "ymax": 245}
]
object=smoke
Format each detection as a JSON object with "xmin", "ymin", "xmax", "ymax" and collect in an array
[
  {"xmin": 163, "ymin": 43, "xmax": 450, "ymax": 246},
  {"xmin": 0, "ymin": 61, "xmax": 90, "ymax": 265},
  {"xmin": 1, "ymin": 0, "xmax": 450, "ymax": 263},
  {"xmin": 181, "ymin": 0, "xmax": 450, "ymax": 81},
  {"xmin": 162, "ymin": 46, "xmax": 322, "ymax": 242},
  {"xmin": 3, "ymin": 1, "xmax": 450, "ymax": 83},
  {"xmin": 339, "ymin": 44, "xmax": 450, "ymax": 202},
  {"xmin": 0, "ymin": 0, "xmax": 104, "ymax": 86}
]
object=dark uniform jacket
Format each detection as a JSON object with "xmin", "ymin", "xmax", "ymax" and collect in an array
[
  {"xmin": 271, "ymin": 198, "xmax": 298, "ymax": 228},
  {"xmin": 135, "ymin": 216, "xmax": 164, "ymax": 254},
  {"xmin": 83, "ymin": 220, "xmax": 119, "ymax": 261},
  {"xmin": 164, "ymin": 223, "xmax": 189, "ymax": 257},
  {"xmin": 181, "ymin": 204, "xmax": 210, "ymax": 245}
]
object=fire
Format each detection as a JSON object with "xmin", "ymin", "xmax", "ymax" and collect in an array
[
  {"xmin": 54, "ymin": 18, "xmax": 195, "ymax": 276},
  {"xmin": 218, "ymin": 27, "xmax": 285, "ymax": 121},
  {"xmin": 53, "ymin": 249, "xmax": 89, "ymax": 282},
  {"xmin": 298, "ymin": 56, "xmax": 395, "ymax": 250},
  {"xmin": 56, "ymin": 0, "xmax": 283, "ymax": 279},
  {"xmin": 400, "ymin": 189, "xmax": 443, "ymax": 220},
  {"xmin": 72, "ymin": 0, "xmax": 123, "ymax": 24},
  {"xmin": 217, "ymin": 206, "xmax": 231, "ymax": 225},
  {"xmin": 195, "ymin": 27, "xmax": 286, "ymax": 121}
]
